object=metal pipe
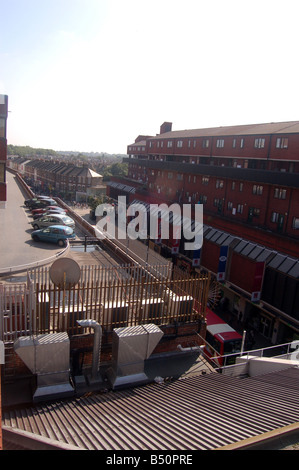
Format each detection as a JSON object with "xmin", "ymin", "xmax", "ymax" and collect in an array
[
  {"xmin": 240, "ymin": 330, "xmax": 246, "ymax": 355},
  {"xmin": 177, "ymin": 344, "xmax": 204, "ymax": 353},
  {"xmin": 77, "ymin": 319, "xmax": 102, "ymax": 380}
]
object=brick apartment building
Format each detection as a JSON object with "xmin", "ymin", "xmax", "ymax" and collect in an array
[
  {"xmin": 107, "ymin": 121, "xmax": 299, "ymax": 345},
  {"xmin": 0, "ymin": 94, "xmax": 8, "ymax": 206}
]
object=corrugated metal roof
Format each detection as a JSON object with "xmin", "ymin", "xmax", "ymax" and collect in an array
[{"xmin": 3, "ymin": 367, "xmax": 299, "ymax": 450}]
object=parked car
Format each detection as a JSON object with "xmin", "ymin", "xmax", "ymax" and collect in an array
[
  {"xmin": 32, "ymin": 209, "xmax": 67, "ymax": 220},
  {"xmin": 31, "ymin": 206, "xmax": 67, "ymax": 216},
  {"xmin": 27, "ymin": 198, "xmax": 58, "ymax": 210},
  {"xmin": 31, "ymin": 213, "xmax": 75, "ymax": 230},
  {"xmin": 24, "ymin": 196, "xmax": 53, "ymax": 206},
  {"xmin": 31, "ymin": 225, "xmax": 76, "ymax": 247}
]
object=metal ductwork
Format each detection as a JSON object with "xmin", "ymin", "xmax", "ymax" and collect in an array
[
  {"xmin": 14, "ymin": 332, "xmax": 74, "ymax": 402},
  {"xmin": 107, "ymin": 323, "xmax": 164, "ymax": 389},
  {"xmin": 76, "ymin": 319, "xmax": 102, "ymax": 384}
]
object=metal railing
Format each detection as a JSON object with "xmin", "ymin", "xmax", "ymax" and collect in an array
[{"xmin": 212, "ymin": 341, "xmax": 299, "ymax": 375}]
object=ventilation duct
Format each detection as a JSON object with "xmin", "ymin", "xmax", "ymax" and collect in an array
[
  {"xmin": 107, "ymin": 324, "xmax": 164, "ymax": 389},
  {"xmin": 14, "ymin": 332, "xmax": 74, "ymax": 402},
  {"xmin": 76, "ymin": 319, "xmax": 103, "ymax": 385}
]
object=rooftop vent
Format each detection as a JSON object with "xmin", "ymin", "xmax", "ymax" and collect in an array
[
  {"xmin": 107, "ymin": 324, "xmax": 164, "ymax": 389},
  {"xmin": 14, "ymin": 332, "xmax": 74, "ymax": 402}
]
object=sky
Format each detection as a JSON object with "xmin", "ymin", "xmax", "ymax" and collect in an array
[{"xmin": 1, "ymin": 0, "xmax": 299, "ymax": 154}]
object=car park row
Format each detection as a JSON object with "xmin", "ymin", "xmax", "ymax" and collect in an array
[{"xmin": 24, "ymin": 195, "xmax": 77, "ymax": 247}]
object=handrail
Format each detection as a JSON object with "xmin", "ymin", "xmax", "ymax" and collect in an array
[{"xmin": 193, "ymin": 328, "xmax": 298, "ymax": 369}]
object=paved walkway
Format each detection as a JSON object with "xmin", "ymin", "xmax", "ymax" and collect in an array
[{"xmin": 0, "ymin": 172, "xmax": 65, "ymax": 276}]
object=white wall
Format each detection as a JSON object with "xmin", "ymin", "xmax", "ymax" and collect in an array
[{"xmin": 236, "ymin": 355, "xmax": 299, "ymax": 377}]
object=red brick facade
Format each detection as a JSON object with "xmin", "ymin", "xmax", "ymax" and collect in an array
[
  {"xmin": 0, "ymin": 94, "xmax": 8, "ymax": 203},
  {"xmin": 107, "ymin": 121, "xmax": 299, "ymax": 344}
]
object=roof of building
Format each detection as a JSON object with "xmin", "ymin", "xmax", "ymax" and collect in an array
[
  {"xmin": 3, "ymin": 367, "xmax": 299, "ymax": 450},
  {"xmin": 147, "ymin": 121, "xmax": 299, "ymax": 140},
  {"xmin": 22, "ymin": 160, "xmax": 102, "ymax": 178}
]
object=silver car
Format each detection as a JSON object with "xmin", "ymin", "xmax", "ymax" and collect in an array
[{"xmin": 31, "ymin": 213, "xmax": 75, "ymax": 230}]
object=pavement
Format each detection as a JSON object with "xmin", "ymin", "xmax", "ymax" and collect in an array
[{"xmin": 0, "ymin": 172, "xmax": 67, "ymax": 276}]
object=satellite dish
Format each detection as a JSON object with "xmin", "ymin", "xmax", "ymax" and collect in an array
[{"xmin": 50, "ymin": 258, "xmax": 81, "ymax": 288}]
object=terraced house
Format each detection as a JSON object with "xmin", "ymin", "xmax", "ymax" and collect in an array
[
  {"xmin": 108, "ymin": 121, "xmax": 299, "ymax": 346},
  {"xmin": 7, "ymin": 158, "xmax": 106, "ymax": 201}
]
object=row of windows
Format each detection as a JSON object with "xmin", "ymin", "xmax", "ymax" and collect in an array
[
  {"xmin": 145, "ymin": 183, "xmax": 298, "ymax": 229},
  {"xmin": 145, "ymin": 136, "xmax": 289, "ymax": 151},
  {"xmin": 142, "ymin": 169, "xmax": 290, "ymax": 200},
  {"xmin": 163, "ymin": 173, "xmax": 287, "ymax": 197}
]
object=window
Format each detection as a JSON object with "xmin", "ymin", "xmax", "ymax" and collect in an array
[
  {"xmin": 202, "ymin": 177, "xmax": 209, "ymax": 185},
  {"xmin": 237, "ymin": 204, "xmax": 243, "ymax": 214},
  {"xmin": 216, "ymin": 179, "xmax": 224, "ymax": 189},
  {"xmin": 253, "ymin": 185, "xmax": 263, "ymax": 195},
  {"xmin": 254, "ymin": 138, "xmax": 265, "ymax": 148},
  {"xmin": 271, "ymin": 212, "xmax": 280, "ymax": 223},
  {"xmin": 167, "ymin": 141, "xmax": 173, "ymax": 148},
  {"xmin": 276, "ymin": 137, "xmax": 288, "ymax": 149},
  {"xmin": 240, "ymin": 138, "xmax": 244, "ymax": 148},
  {"xmin": 216, "ymin": 139, "xmax": 224, "ymax": 148},
  {"xmin": 177, "ymin": 173, "xmax": 183, "ymax": 180},
  {"xmin": 250, "ymin": 207, "xmax": 260, "ymax": 217},
  {"xmin": 0, "ymin": 118, "xmax": 5, "ymax": 138},
  {"xmin": 232, "ymin": 181, "xmax": 236, "ymax": 190},
  {"xmin": 202, "ymin": 139, "xmax": 209, "ymax": 148},
  {"xmin": 149, "ymin": 142, "xmax": 152, "ymax": 148},
  {"xmin": 177, "ymin": 140, "xmax": 183, "ymax": 148},
  {"xmin": 232, "ymin": 139, "xmax": 236, "ymax": 148},
  {"xmin": 274, "ymin": 188, "xmax": 287, "ymax": 199},
  {"xmin": 0, "ymin": 163, "xmax": 4, "ymax": 183},
  {"xmin": 253, "ymin": 208, "xmax": 260, "ymax": 217},
  {"xmin": 167, "ymin": 172, "xmax": 173, "ymax": 179},
  {"xmin": 227, "ymin": 201, "xmax": 233, "ymax": 211},
  {"xmin": 239, "ymin": 182, "xmax": 243, "ymax": 192},
  {"xmin": 292, "ymin": 217, "xmax": 299, "ymax": 229},
  {"xmin": 213, "ymin": 198, "xmax": 221, "ymax": 207}
]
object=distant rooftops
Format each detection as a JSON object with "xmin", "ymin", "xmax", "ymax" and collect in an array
[{"xmin": 9, "ymin": 158, "xmax": 103, "ymax": 178}]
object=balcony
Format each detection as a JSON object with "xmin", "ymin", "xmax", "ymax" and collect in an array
[{"xmin": 123, "ymin": 158, "xmax": 299, "ymax": 188}]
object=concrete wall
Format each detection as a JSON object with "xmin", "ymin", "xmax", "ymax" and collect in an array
[{"xmin": 236, "ymin": 355, "xmax": 299, "ymax": 377}]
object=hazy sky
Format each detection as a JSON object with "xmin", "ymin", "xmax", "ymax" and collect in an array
[{"xmin": 1, "ymin": 0, "xmax": 299, "ymax": 153}]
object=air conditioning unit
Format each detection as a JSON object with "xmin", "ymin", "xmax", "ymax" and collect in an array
[
  {"xmin": 58, "ymin": 305, "xmax": 86, "ymax": 331},
  {"xmin": 102, "ymin": 302, "xmax": 128, "ymax": 330},
  {"xmin": 141, "ymin": 298, "xmax": 164, "ymax": 322},
  {"xmin": 167, "ymin": 293, "xmax": 194, "ymax": 320}
]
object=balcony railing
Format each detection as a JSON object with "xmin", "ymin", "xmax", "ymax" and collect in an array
[{"xmin": 123, "ymin": 158, "xmax": 299, "ymax": 188}]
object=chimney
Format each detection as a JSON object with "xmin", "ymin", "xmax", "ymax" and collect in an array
[{"xmin": 160, "ymin": 122, "xmax": 172, "ymax": 134}]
